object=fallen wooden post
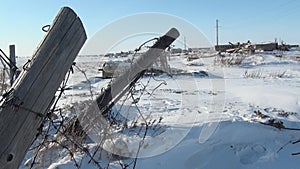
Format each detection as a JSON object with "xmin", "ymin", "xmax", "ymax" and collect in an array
[
  {"xmin": 96, "ymin": 28, "xmax": 180, "ymax": 116},
  {"xmin": 0, "ymin": 7, "xmax": 86, "ymax": 169},
  {"xmin": 77, "ymin": 28, "xmax": 180, "ymax": 151}
]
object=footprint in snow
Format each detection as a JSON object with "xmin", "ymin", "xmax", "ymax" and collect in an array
[{"xmin": 233, "ymin": 144, "xmax": 267, "ymax": 165}]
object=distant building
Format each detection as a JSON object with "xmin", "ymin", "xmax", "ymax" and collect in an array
[
  {"xmin": 171, "ymin": 48, "xmax": 182, "ymax": 54},
  {"xmin": 190, "ymin": 47, "xmax": 211, "ymax": 53},
  {"xmin": 215, "ymin": 41, "xmax": 299, "ymax": 52},
  {"xmin": 104, "ymin": 53, "xmax": 114, "ymax": 57}
]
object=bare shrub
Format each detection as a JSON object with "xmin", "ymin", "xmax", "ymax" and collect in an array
[{"xmin": 214, "ymin": 54, "xmax": 246, "ymax": 66}]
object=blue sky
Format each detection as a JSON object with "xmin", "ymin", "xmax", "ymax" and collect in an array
[{"xmin": 1, "ymin": 0, "xmax": 300, "ymax": 56}]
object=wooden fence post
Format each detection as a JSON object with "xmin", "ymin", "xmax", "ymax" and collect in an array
[
  {"xmin": 0, "ymin": 7, "xmax": 86, "ymax": 169},
  {"xmin": 9, "ymin": 45, "xmax": 16, "ymax": 86}
]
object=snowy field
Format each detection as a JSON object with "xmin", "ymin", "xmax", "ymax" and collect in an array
[{"xmin": 18, "ymin": 49, "xmax": 300, "ymax": 169}]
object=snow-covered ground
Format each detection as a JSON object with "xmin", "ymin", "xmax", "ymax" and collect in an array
[{"xmin": 18, "ymin": 50, "xmax": 300, "ymax": 169}]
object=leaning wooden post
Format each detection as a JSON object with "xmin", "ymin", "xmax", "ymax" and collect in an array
[
  {"xmin": 0, "ymin": 7, "xmax": 86, "ymax": 169},
  {"xmin": 96, "ymin": 28, "xmax": 180, "ymax": 116},
  {"xmin": 9, "ymin": 45, "xmax": 16, "ymax": 86}
]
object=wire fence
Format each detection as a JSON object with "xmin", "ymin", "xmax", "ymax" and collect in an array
[{"xmin": 23, "ymin": 37, "xmax": 172, "ymax": 169}]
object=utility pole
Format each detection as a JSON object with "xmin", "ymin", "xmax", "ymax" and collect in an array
[
  {"xmin": 216, "ymin": 19, "xmax": 219, "ymax": 46},
  {"xmin": 184, "ymin": 36, "xmax": 187, "ymax": 51}
]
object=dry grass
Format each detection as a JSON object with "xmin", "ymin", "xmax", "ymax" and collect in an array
[
  {"xmin": 243, "ymin": 69, "xmax": 287, "ymax": 79},
  {"xmin": 0, "ymin": 69, "xmax": 9, "ymax": 93},
  {"xmin": 214, "ymin": 54, "xmax": 246, "ymax": 66}
]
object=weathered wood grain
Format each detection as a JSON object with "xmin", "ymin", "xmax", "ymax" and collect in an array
[{"xmin": 0, "ymin": 7, "xmax": 86, "ymax": 169}]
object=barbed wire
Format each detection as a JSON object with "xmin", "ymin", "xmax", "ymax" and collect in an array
[{"xmin": 26, "ymin": 36, "xmax": 172, "ymax": 169}]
